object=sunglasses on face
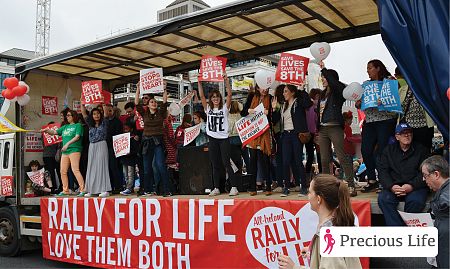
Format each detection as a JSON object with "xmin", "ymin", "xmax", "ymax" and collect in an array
[{"xmin": 142, "ymin": 96, "xmax": 150, "ymax": 100}]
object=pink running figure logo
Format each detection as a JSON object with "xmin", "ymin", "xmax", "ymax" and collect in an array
[{"xmin": 323, "ymin": 229, "xmax": 336, "ymax": 254}]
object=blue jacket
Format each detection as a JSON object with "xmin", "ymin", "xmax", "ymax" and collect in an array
[{"xmin": 273, "ymin": 90, "xmax": 312, "ymax": 133}]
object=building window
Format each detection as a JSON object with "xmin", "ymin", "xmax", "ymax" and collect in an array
[{"xmin": 0, "ymin": 73, "xmax": 13, "ymax": 89}]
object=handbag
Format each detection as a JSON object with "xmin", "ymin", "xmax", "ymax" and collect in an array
[
  {"xmin": 298, "ymin": 132, "xmax": 311, "ymax": 144},
  {"xmin": 399, "ymin": 87, "xmax": 413, "ymax": 124}
]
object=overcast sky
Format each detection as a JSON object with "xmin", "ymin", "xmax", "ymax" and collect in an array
[{"xmin": 0, "ymin": 0, "xmax": 397, "ymax": 83}]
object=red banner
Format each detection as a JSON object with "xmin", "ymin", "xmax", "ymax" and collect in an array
[
  {"xmin": 42, "ymin": 123, "xmax": 62, "ymax": 146},
  {"xmin": 82, "ymin": 80, "xmax": 103, "ymax": 104},
  {"xmin": 0, "ymin": 176, "xmax": 14, "ymax": 196},
  {"xmin": 41, "ymin": 198, "xmax": 370, "ymax": 268},
  {"xmin": 199, "ymin": 55, "xmax": 227, "ymax": 82},
  {"xmin": 42, "ymin": 96, "xmax": 58, "ymax": 115},
  {"xmin": 275, "ymin": 53, "xmax": 309, "ymax": 86}
]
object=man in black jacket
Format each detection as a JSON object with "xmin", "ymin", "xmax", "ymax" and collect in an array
[
  {"xmin": 377, "ymin": 123, "xmax": 429, "ymax": 226},
  {"xmin": 105, "ymin": 104, "xmax": 124, "ymax": 193},
  {"xmin": 420, "ymin": 155, "xmax": 449, "ymax": 269}
]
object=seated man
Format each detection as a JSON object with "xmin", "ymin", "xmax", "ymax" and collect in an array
[
  {"xmin": 421, "ymin": 155, "xmax": 449, "ymax": 269},
  {"xmin": 377, "ymin": 123, "xmax": 429, "ymax": 226}
]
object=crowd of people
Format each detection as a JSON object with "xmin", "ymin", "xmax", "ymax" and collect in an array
[
  {"xmin": 24, "ymin": 58, "xmax": 448, "ymax": 268},
  {"xmin": 27, "ymin": 59, "xmax": 447, "ymax": 200}
]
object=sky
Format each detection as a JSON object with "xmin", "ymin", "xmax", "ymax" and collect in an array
[{"xmin": 0, "ymin": 0, "xmax": 397, "ymax": 83}]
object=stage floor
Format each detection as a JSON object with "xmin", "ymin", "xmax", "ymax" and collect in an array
[{"xmin": 22, "ymin": 190, "xmax": 386, "ymax": 213}]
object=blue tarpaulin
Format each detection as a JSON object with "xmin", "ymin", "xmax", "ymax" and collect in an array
[{"xmin": 378, "ymin": 0, "xmax": 449, "ymax": 139}]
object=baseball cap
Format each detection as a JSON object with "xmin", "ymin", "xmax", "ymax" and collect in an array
[{"xmin": 395, "ymin": 123, "xmax": 412, "ymax": 134}]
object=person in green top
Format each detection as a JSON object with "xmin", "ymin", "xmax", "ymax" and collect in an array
[{"xmin": 41, "ymin": 109, "xmax": 85, "ymax": 197}]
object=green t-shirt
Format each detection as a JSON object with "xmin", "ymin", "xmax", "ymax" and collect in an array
[{"xmin": 57, "ymin": 123, "xmax": 83, "ymax": 155}]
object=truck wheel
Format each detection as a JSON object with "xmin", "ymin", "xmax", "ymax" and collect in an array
[{"xmin": 0, "ymin": 207, "xmax": 20, "ymax": 256}]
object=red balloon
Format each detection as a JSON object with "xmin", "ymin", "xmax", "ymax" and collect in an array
[
  {"xmin": 12, "ymin": 85, "xmax": 27, "ymax": 96},
  {"xmin": 3, "ymin": 89, "xmax": 15, "ymax": 100},
  {"xmin": 1, "ymin": 90, "xmax": 6, "ymax": 98},
  {"xmin": 3, "ymin": 77, "xmax": 19, "ymax": 89},
  {"xmin": 447, "ymin": 87, "xmax": 450, "ymax": 100}
]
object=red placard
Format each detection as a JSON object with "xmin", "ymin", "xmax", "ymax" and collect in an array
[
  {"xmin": 41, "ymin": 198, "xmax": 370, "ymax": 268},
  {"xmin": 135, "ymin": 110, "xmax": 144, "ymax": 131},
  {"xmin": 0, "ymin": 176, "xmax": 14, "ymax": 196},
  {"xmin": 41, "ymin": 123, "xmax": 62, "ymax": 146},
  {"xmin": 81, "ymin": 80, "xmax": 103, "ymax": 104},
  {"xmin": 42, "ymin": 96, "xmax": 58, "ymax": 115},
  {"xmin": 275, "ymin": 53, "xmax": 309, "ymax": 86},
  {"xmin": 199, "ymin": 55, "xmax": 227, "ymax": 82},
  {"xmin": 102, "ymin": 90, "xmax": 111, "ymax": 105}
]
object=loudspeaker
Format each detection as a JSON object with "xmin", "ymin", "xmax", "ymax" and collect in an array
[{"xmin": 179, "ymin": 146, "xmax": 213, "ymax": 194}]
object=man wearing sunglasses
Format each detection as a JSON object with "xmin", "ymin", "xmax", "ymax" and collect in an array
[{"xmin": 377, "ymin": 123, "xmax": 430, "ymax": 226}]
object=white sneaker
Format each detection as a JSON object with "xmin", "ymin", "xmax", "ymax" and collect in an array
[
  {"xmin": 84, "ymin": 193, "xmax": 92, "ymax": 197},
  {"xmin": 209, "ymin": 188, "xmax": 220, "ymax": 196},
  {"xmin": 99, "ymin": 192, "xmax": 110, "ymax": 198},
  {"xmin": 229, "ymin": 187, "xmax": 239, "ymax": 196}
]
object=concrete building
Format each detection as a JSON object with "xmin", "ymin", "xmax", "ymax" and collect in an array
[
  {"xmin": 0, "ymin": 48, "xmax": 36, "ymax": 108},
  {"xmin": 157, "ymin": 0, "xmax": 210, "ymax": 22}
]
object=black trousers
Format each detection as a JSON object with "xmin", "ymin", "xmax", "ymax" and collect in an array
[{"xmin": 208, "ymin": 137, "xmax": 237, "ymax": 189}]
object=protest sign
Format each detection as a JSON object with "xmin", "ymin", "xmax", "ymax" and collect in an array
[
  {"xmin": 73, "ymin": 100, "xmax": 81, "ymax": 113},
  {"xmin": 183, "ymin": 124, "xmax": 201, "ymax": 146},
  {"xmin": 398, "ymin": 211, "xmax": 434, "ymax": 227},
  {"xmin": 134, "ymin": 110, "xmax": 144, "ymax": 131},
  {"xmin": 102, "ymin": 90, "xmax": 112, "ymax": 105},
  {"xmin": 42, "ymin": 96, "xmax": 58, "ymax": 116},
  {"xmin": 41, "ymin": 123, "xmax": 62, "ymax": 146},
  {"xmin": 113, "ymin": 132, "xmax": 130, "ymax": 157},
  {"xmin": 199, "ymin": 55, "xmax": 227, "ymax": 82},
  {"xmin": 275, "ymin": 53, "xmax": 309, "ymax": 86},
  {"xmin": 235, "ymin": 103, "xmax": 269, "ymax": 147},
  {"xmin": 0, "ymin": 176, "xmax": 13, "ymax": 196},
  {"xmin": 379, "ymin": 79, "xmax": 402, "ymax": 113},
  {"xmin": 81, "ymin": 80, "xmax": 102, "ymax": 104},
  {"xmin": 140, "ymin": 68, "xmax": 164, "ymax": 95},
  {"xmin": 26, "ymin": 168, "xmax": 45, "ymax": 187},
  {"xmin": 25, "ymin": 132, "xmax": 43, "ymax": 152},
  {"xmin": 361, "ymin": 81, "xmax": 382, "ymax": 110},
  {"xmin": 41, "ymin": 198, "xmax": 370, "ymax": 269},
  {"xmin": 179, "ymin": 91, "xmax": 195, "ymax": 108}
]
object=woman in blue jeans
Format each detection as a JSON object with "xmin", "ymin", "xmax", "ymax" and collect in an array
[
  {"xmin": 273, "ymin": 84, "xmax": 312, "ymax": 197},
  {"xmin": 134, "ymin": 81, "xmax": 171, "ymax": 197},
  {"xmin": 357, "ymin": 59, "xmax": 398, "ymax": 192}
]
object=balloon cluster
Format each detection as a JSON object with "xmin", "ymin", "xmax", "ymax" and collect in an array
[{"xmin": 2, "ymin": 77, "xmax": 31, "ymax": 106}]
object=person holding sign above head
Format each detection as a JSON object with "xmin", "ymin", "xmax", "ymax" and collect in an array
[
  {"xmin": 80, "ymin": 99, "xmax": 111, "ymax": 197},
  {"xmin": 198, "ymin": 72, "xmax": 239, "ymax": 196},
  {"xmin": 241, "ymin": 83, "xmax": 274, "ymax": 196},
  {"xmin": 357, "ymin": 60, "xmax": 398, "ymax": 193},
  {"xmin": 134, "ymin": 80, "xmax": 172, "ymax": 197},
  {"xmin": 317, "ymin": 62, "xmax": 357, "ymax": 197},
  {"xmin": 41, "ymin": 110, "xmax": 85, "ymax": 197},
  {"xmin": 272, "ymin": 84, "xmax": 313, "ymax": 197},
  {"xmin": 278, "ymin": 174, "xmax": 362, "ymax": 269}
]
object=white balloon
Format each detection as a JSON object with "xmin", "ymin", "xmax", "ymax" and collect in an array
[
  {"xmin": 310, "ymin": 42, "xmax": 331, "ymax": 61},
  {"xmin": 168, "ymin": 102, "xmax": 181, "ymax": 116},
  {"xmin": 343, "ymin": 82, "xmax": 363, "ymax": 101},
  {"xmin": 254, "ymin": 70, "xmax": 275, "ymax": 90},
  {"xmin": 10, "ymin": 97, "xmax": 17, "ymax": 102},
  {"xmin": 17, "ymin": 94, "xmax": 30, "ymax": 106},
  {"xmin": 0, "ymin": 99, "xmax": 10, "ymax": 114},
  {"xmin": 18, "ymin": 81, "xmax": 30, "ymax": 94}
]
